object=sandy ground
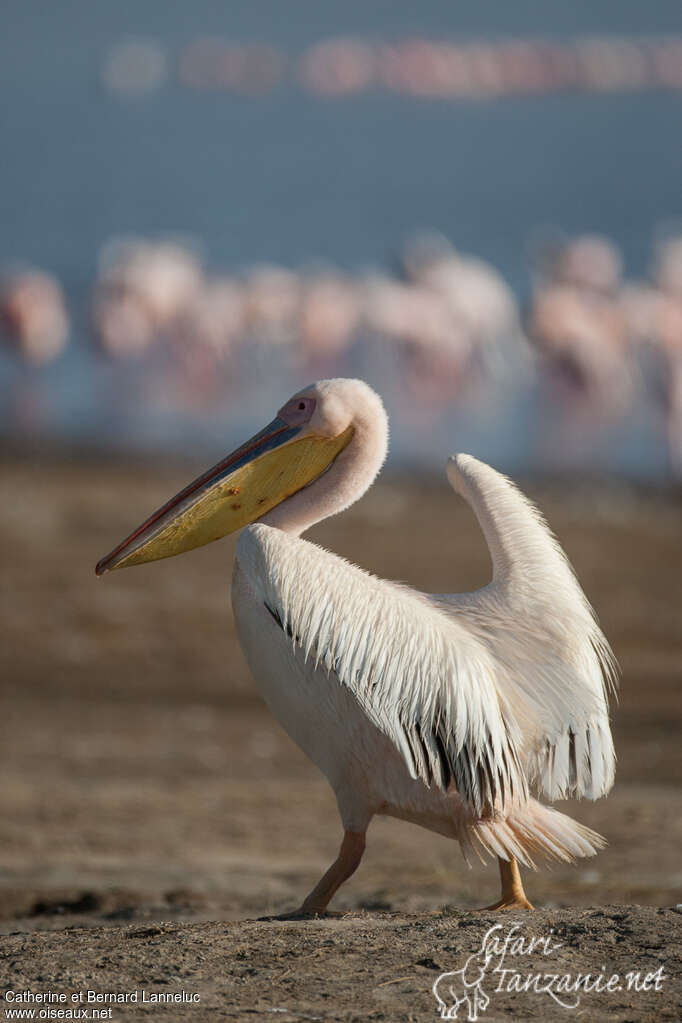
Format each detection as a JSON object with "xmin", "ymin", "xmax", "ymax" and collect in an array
[{"xmin": 0, "ymin": 453, "xmax": 680, "ymax": 1020}]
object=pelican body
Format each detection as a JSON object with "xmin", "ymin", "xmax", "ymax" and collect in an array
[{"xmin": 96, "ymin": 379, "xmax": 617, "ymax": 912}]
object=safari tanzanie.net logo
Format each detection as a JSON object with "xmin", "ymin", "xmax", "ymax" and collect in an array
[{"xmin": 432, "ymin": 922, "xmax": 666, "ymax": 1021}]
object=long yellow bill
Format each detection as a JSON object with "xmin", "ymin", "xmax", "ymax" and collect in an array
[{"xmin": 96, "ymin": 419, "xmax": 353, "ymax": 575}]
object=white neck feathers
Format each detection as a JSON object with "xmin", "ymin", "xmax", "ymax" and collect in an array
[{"xmin": 261, "ymin": 387, "xmax": 389, "ymax": 536}]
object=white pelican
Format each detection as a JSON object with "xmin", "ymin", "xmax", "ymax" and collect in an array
[{"xmin": 96, "ymin": 379, "xmax": 617, "ymax": 913}]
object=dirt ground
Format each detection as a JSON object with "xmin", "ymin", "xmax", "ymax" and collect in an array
[{"xmin": 0, "ymin": 453, "xmax": 680, "ymax": 1021}]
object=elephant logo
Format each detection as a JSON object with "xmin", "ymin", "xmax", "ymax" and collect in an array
[{"xmin": 433, "ymin": 946, "xmax": 492, "ymax": 1021}]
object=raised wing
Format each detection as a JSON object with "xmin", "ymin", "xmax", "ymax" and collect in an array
[
  {"xmin": 439, "ymin": 454, "xmax": 618, "ymax": 801},
  {"xmin": 237, "ymin": 523, "xmax": 528, "ymax": 818}
]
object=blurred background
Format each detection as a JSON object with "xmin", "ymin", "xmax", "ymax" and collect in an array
[
  {"xmin": 1, "ymin": 1, "xmax": 681, "ymax": 934},
  {"xmin": 1, "ymin": 0, "xmax": 682, "ymax": 475}
]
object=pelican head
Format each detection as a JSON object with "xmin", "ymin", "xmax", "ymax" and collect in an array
[{"xmin": 95, "ymin": 378, "xmax": 385, "ymax": 575}]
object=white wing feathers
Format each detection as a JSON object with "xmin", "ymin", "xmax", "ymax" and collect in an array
[
  {"xmin": 238, "ymin": 523, "xmax": 528, "ymax": 818},
  {"xmin": 442, "ymin": 455, "xmax": 617, "ymax": 801},
  {"xmin": 237, "ymin": 454, "xmax": 616, "ymax": 817}
]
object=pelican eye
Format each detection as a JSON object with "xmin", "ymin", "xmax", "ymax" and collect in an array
[{"xmin": 279, "ymin": 395, "xmax": 316, "ymax": 426}]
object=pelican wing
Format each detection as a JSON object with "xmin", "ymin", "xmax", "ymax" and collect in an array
[
  {"xmin": 439, "ymin": 455, "xmax": 618, "ymax": 801},
  {"xmin": 237, "ymin": 523, "xmax": 528, "ymax": 817}
]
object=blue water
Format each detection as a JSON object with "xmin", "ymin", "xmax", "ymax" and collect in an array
[{"xmin": 1, "ymin": 1, "xmax": 681, "ymax": 476}]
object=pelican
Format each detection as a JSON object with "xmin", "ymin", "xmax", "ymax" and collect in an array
[{"xmin": 96, "ymin": 378, "xmax": 617, "ymax": 913}]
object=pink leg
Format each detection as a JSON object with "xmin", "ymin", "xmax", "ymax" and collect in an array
[{"xmin": 297, "ymin": 830, "xmax": 366, "ymax": 915}]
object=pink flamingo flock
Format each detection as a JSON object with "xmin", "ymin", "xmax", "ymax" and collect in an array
[
  {"xmin": 102, "ymin": 35, "xmax": 682, "ymax": 100},
  {"xmin": 1, "ymin": 231, "xmax": 681, "ymax": 473}
]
